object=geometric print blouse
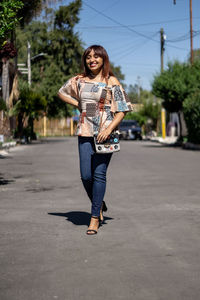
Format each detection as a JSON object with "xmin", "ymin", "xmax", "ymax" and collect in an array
[{"xmin": 58, "ymin": 76, "xmax": 133, "ymax": 137}]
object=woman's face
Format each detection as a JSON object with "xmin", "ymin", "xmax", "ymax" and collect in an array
[{"xmin": 85, "ymin": 49, "xmax": 103, "ymax": 75}]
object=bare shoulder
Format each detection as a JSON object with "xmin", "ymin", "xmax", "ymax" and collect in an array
[{"xmin": 108, "ymin": 76, "xmax": 121, "ymax": 86}]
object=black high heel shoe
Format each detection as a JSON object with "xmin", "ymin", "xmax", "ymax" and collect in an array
[
  {"xmin": 102, "ymin": 201, "xmax": 107, "ymax": 212},
  {"xmin": 99, "ymin": 201, "xmax": 107, "ymax": 224}
]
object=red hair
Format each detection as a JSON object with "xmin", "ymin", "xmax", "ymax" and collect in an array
[{"xmin": 81, "ymin": 45, "xmax": 114, "ymax": 79}]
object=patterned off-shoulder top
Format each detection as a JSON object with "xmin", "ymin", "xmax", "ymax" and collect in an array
[{"xmin": 58, "ymin": 76, "xmax": 133, "ymax": 137}]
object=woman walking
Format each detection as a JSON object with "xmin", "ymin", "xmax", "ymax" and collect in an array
[{"xmin": 58, "ymin": 45, "xmax": 132, "ymax": 235}]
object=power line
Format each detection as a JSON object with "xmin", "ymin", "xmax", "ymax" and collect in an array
[
  {"xmin": 83, "ymin": 0, "xmax": 121, "ymax": 23},
  {"xmin": 82, "ymin": 2, "xmax": 192, "ymax": 54},
  {"xmin": 82, "ymin": 1, "xmax": 160, "ymax": 44},
  {"xmin": 165, "ymin": 43, "xmax": 188, "ymax": 51},
  {"xmin": 82, "ymin": 1, "xmax": 191, "ymax": 52},
  {"xmin": 115, "ymin": 32, "xmax": 160, "ymax": 61},
  {"xmin": 167, "ymin": 30, "xmax": 200, "ymax": 42},
  {"xmin": 77, "ymin": 17, "xmax": 200, "ymax": 30}
]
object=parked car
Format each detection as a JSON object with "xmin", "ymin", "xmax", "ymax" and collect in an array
[{"xmin": 119, "ymin": 120, "xmax": 142, "ymax": 140}]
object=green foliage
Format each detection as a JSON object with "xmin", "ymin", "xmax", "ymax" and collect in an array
[
  {"xmin": 0, "ymin": 98, "xmax": 7, "ymax": 111},
  {"xmin": 125, "ymin": 112, "xmax": 147, "ymax": 126},
  {"xmin": 140, "ymin": 98, "xmax": 161, "ymax": 130},
  {"xmin": 10, "ymin": 81, "xmax": 47, "ymax": 140},
  {"xmin": 16, "ymin": 0, "xmax": 126, "ymax": 119},
  {"xmin": 0, "ymin": 0, "xmax": 23, "ymax": 45},
  {"xmin": 110, "ymin": 63, "xmax": 125, "ymax": 83},
  {"xmin": 152, "ymin": 59, "xmax": 200, "ymax": 140},
  {"xmin": 183, "ymin": 92, "xmax": 200, "ymax": 144},
  {"xmin": 10, "ymin": 82, "xmax": 47, "ymax": 118},
  {"xmin": 16, "ymin": 0, "xmax": 84, "ymax": 118},
  {"xmin": 152, "ymin": 60, "xmax": 200, "ymax": 112},
  {"xmin": 127, "ymin": 84, "xmax": 140, "ymax": 103},
  {"xmin": 125, "ymin": 91, "xmax": 161, "ymax": 132},
  {"xmin": 188, "ymin": 49, "xmax": 200, "ymax": 63},
  {"xmin": 17, "ymin": 0, "xmax": 42, "ymax": 27},
  {"xmin": 152, "ymin": 61, "xmax": 188, "ymax": 112},
  {"xmin": 54, "ymin": 1, "xmax": 81, "ymax": 30}
]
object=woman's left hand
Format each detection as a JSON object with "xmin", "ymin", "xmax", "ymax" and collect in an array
[{"xmin": 97, "ymin": 128, "xmax": 112, "ymax": 143}]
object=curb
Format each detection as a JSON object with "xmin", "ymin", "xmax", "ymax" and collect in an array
[
  {"xmin": 147, "ymin": 137, "xmax": 178, "ymax": 145},
  {"xmin": 147, "ymin": 137, "xmax": 200, "ymax": 150},
  {"xmin": 182, "ymin": 142, "xmax": 200, "ymax": 150},
  {"xmin": 1, "ymin": 141, "xmax": 17, "ymax": 148},
  {"xmin": 0, "ymin": 141, "xmax": 17, "ymax": 157}
]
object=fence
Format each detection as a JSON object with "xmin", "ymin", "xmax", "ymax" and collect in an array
[
  {"xmin": 34, "ymin": 104, "xmax": 140, "ymax": 137},
  {"xmin": 34, "ymin": 116, "xmax": 76, "ymax": 137}
]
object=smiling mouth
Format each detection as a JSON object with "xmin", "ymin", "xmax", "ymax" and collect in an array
[{"xmin": 90, "ymin": 63, "xmax": 98, "ymax": 67}]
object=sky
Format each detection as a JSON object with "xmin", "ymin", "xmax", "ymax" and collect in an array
[{"xmin": 54, "ymin": 0, "xmax": 200, "ymax": 90}]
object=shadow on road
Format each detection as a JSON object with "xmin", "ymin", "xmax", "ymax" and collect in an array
[
  {"xmin": 40, "ymin": 138, "xmax": 71, "ymax": 144},
  {"xmin": 0, "ymin": 174, "xmax": 15, "ymax": 185},
  {"xmin": 142, "ymin": 144, "xmax": 181, "ymax": 149},
  {"xmin": 0, "ymin": 155, "xmax": 12, "ymax": 159},
  {"xmin": 48, "ymin": 211, "xmax": 113, "ymax": 226}
]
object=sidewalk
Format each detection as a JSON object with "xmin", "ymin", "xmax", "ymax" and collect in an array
[
  {"xmin": 148, "ymin": 135, "xmax": 200, "ymax": 150},
  {"xmin": 148, "ymin": 136, "xmax": 178, "ymax": 145},
  {"xmin": 0, "ymin": 141, "xmax": 17, "ymax": 156}
]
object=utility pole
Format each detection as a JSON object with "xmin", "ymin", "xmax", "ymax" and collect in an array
[
  {"xmin": 137, "ymin": 76, "xmax": 141, "ymax": 101},
  {"xmin": 189, "ymin": 0, "xmax": 193, "ymax": 64},
  {"xmin": 160, "ymin": 28, "xmax": 165, "ymax": 73},
  {"xmin": 27, "ymin": 41, "xmax": 31, "ymax": 86},
  {"xmin": 173, "ymin": 0, "xmax": 193, "ymax": 64},
  {"xmin": 160, "ymin": 28, "xmax": 166, "ymax": 139}
]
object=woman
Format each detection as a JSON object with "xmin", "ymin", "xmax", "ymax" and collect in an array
[{"xmin": 58, "ymin": 45, "xmax": 132, "ymax": 235}]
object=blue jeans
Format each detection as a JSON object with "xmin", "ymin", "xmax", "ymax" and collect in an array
[{"xmin": 78, "ymin": 136, "xmax": 112, "ymax": 217}]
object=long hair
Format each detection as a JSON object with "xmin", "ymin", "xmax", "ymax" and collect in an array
[{"xmin": 81, "ymin": 45, "xmax": 114, "ymax": 79}]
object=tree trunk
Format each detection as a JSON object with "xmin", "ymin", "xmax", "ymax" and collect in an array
[
  {"xmin": 17, "ymin": 113, "xmax": 24, "ymax": 139},
  {"xmin": 28, "ymin": 116, "xmax": 36, "ymax": 140},
  {"xmin": 2, "ymin": 58, "xmax": 10, "ymax": 107},
  {"xmin": 177, "ymin": 111, "xmax": 183, "ymax": 142}
]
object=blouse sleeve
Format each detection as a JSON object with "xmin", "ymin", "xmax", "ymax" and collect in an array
[
  {"xmin": 58, "ymin": 76, "xmax": 79, "ymax": 101},
  {"xmin": 110, "ymin": 85, "xmax": 133, "ymax": 113}
]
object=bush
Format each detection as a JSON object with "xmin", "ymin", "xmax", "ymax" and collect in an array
[
  {"xmin": 183, "ymin": 92, "xmax": 200, "ymax": 144},
  {"xmin": 125, "ymin": 98, "xmax": 161, "ymax": 134},
  {"xmin": 125, "ymin": 112, "xmax": 147, "ymax": 126},
  {"xmin": 0, "ymin": 98, "xmax": 7, "ymax": 111},
  {"xmin": 9, "ymin": 82, "xmax": 47, "ymax": 140}
]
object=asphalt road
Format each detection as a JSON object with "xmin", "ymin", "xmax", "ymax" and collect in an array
[{"xmin": 0, "ymin": 138, "xmax": 200, "ymax": 300}]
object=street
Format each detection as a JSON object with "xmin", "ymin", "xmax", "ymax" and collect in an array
[{"xmin": 0, "ymin": 138, "xmax": 200, "ymax": 300}]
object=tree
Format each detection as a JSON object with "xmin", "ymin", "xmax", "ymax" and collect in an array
[
  {"xmin": 152, "ymin": 60, "xmax": 200, "ymax": 140},
  {"xmin": 183, "ymin": 92, "xmax": 200, "ymax": 144},
  {"xmin": 0, "ymin": 0, "xmax": 23, "ymax": 138},
  {"xmin": 127, "ymin": 84, "xmax": 140, "ymax": 103},
  {"xmin": 110, "ymin": 63, "xmax": 125, "ymax": 83},
  {"xmin": 0, "ymin": 0, "xmax": 23, "ymax": 46},
  {"xmin": 17, "ymin": 0, "xmax": 63, "ymax": 27},
  {"xmin": 16, "ymin": 0, "xmax": 127, "ymax": 119},
  {"xmin": 17, "ymin": 0, "xmax": 43, "ymax": 28},
  {"xmin": 152, "ymin": 61, "xmax": 188, "ymax": 139},
  {"xmin": 125, "ymin": 91, "xmax": 161, "ymax": 134},
  {"xmin": 10, "ymin": 81, "xmax": 47, "ymax": 140},
  {"xmin": 188, "ymin": 48, "xmax": 200, "ymax": 63},
  {"xmin": 0, "ymin": 0, "xmax": 63, "ymax": 138},
  {"xmin": 152, "ymin": 61, "xmax": 188, "ymax": 112}
]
